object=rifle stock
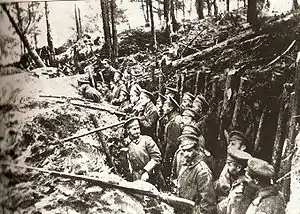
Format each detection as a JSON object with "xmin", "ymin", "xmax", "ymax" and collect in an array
[{"xmin": 1, "ymin": 163, "xmax": 195, "ymax": 209}]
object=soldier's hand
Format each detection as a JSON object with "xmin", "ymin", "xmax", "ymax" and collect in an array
[{"xmin": 141, "ymin": 171, "xmax": 149, "ymax": 181}]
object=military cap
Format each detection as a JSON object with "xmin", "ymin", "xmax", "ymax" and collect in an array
[
  {"xmin": 246, "ymin": 157, "xmax": 275, "ymax": 178},
  {"xmin": 227, "ymin": 148, "xmax": 252, "ymax": 165},
  {"xmin": 165, "ymin": 86, "xmax": 178, "ymax": 97},
  {"xmin": 182, "ymin": 107, "xmax": 200, "ymax": 119},
  {"xmin": 181, "ymin": 124, "xmax": 201, "ymax": 136},
  {"xmin": 229, "ymin": 130, "xmax": 252, "ymax": 152},
  {"xmin": 178, "ymin": 134, "xmax": 199, "ymax": 150},
  {"xmin": 182, "ymin": 92, "xmax": 195, "ymax": 103},
  {"xmin": 123, "ymin": 117, "xmax": 140, "ymax": 128},
  {"xmin": 165, "ymin": 96, "xmax": 180, "ymax": 109},
  {"xmin": 192, "ymin": 94, "xmax": 209, "ymax": 113},
  {"xmin": 140, "ymin": 89, "xmax": 154, "ymax": 101}
]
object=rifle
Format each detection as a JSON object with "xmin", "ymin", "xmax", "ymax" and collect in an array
[
  {"xmin": 61, "ymin": 120, "xmax": 125, "ymax": 142},
  {"xmin": 39, "ymin": 94, "xmax": 93, "ymax": 103},
  {"xmin": 1, "ymin": 162, "xmax": 195, "ymax": 210},
  {"xmin": 70, "ymin": 101, "xmax": 126, "ymax": 117}
]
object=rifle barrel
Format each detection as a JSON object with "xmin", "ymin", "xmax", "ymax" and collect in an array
[
  {"xmin": 71, "ymin": 102, "xmax": 126, "ymax": 116},
  {"xmin": 61, "ymin": 121, "xmax": 125, "ymax": 142},
  {"xmin": 0, "ymin": 162, "xmax": 195, "ymax": 209}
]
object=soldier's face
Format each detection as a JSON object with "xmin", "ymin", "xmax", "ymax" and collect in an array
[
  {"xmin": 182, "ymin": 146, "xmax": 197, "ymax": 163},
  {"xmin": 114, "ymin": 72, "xmax": 121, "ymax": 82},
  {"xmin": 139, "ymin": 93, "xmax": 149, "ymax": 105},
  {"xmin": 127, "ymin": 120, "xmax": 140, "ymax": 140},
  {"xmin": 181, "ymin": 99, "xmax": 190, "ymax": 109},
  {"xmin": 130, "ymin": 93, "xmax": 139, "ymax": 104},
  {"xmin": 163, "ymin": 102, "xmax": 173, "ymax": 115},
  {"xmin": 226, "ymin": 161, "xmax": 241, "ymax": 176},
  {"xmin": 227, "ymin": 141, "xmax": 246, "ymax": 151}
]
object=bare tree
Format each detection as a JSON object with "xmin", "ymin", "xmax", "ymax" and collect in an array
[
  {"xmin": 149, "ymin": 0, "xmax": 157, "ymax": 49},
  {"xmin": 100, "ymin": 0, "xmax": 112, "ymax": 60},
  {"xmin": 110, "ymin": 0, "xmax": 118, "ymax": 63},
  {"xmin": 1, "ymin": 4, "xmax": 45, "ymax": 67},
  {"xmin": 247, "ymin": 0, "xmax": 258, "ymax": 27},
  {"xmin": 292, "ymin": 0, "xmax": 299, "ymax": 11},
  {"xmin": 226, "ymin": 0, "xmax": 230, "ymax": 11},
  {"xmin": 164, "ymin": 0, "xmax": 172, "ymax": 43},
  {"xmin": 195, "ymin": 0, "xmax": 204, "ymax": 19},
  {"xmin": 45, "ymin": 1, "xmax": 55, "ymax": 66}
]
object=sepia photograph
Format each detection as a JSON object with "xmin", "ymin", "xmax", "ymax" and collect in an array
[{"xmin": 0, "ymin": 0, "xmax": 299, "ymax": 213}]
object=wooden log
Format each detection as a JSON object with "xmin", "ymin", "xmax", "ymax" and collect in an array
[
  {"xmin": 90, "ymin": 114, "xmax": 117, "ymax": 173},
  {"xmin": 172, "ymin": 30, "xmax": 253, "ymax": 69},
  {"xmin": 254, "ymin": 107, "xmax": 267, "ymax": 153},
  {"xmin": 231, "ymin": 77, "xmax": 247, "ymax": 130},
  {"xmin": 218, "ymin": 69, "xmax": 233, "ymax": 141},
  {"xmin": 271, "ymin": 83, "xmax": 289, "ymax": 180}
]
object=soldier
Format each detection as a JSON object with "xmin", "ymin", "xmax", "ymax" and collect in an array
[
  {"xmin": 134, "ymin": 89, "xmax": 159, "ymax": 140},
  {"xmin": 172, "ymin": 132, "xmax": 217, "ymax": 214},
  {"xmin": 216, "ymin": 130, "xmax": 253, "ymax": 203},
  {"xmin": 217, "ymin": 149, "xmax": 253, "ymax": 214},
  {"xmin": 180, "ymin": 92, "xmax": 195, "ymax": 112},
  {"xmin": 100, "ymin": 59, "xmax": 117, "ymax": 88},
  {"xmin": 244, "ymin": 158, "xmax": 286, "ymax": 214},
  {"xmin": 122, "ymin": 117, "xmax": 162, "ymax": 183},
  {"xmin": 111, "ymin": 70, "xmax": 129, "ymax": 108},
  {"xmin": 161, "ymin": 96, "xmax": 182, "ymax": 185},
  {"xmin": 79, "ymin": 84, "xmax": 102, "ymax": 103},
  {"xmin": 122, "ymin": 83, "xmax": 141, "ymax": 113}
]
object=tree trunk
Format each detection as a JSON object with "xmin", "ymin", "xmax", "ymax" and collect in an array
[
  {"xmin": 247, "ymin": 0, "xmax": 258, "ymax": 27},
  {"xmin": 213, "ymin": 0, "xmax": 218, "ymax": 17},
  {"xmin": 226, "ymin": 0, "xmax": 230, "ymax": 11},
  {"xmin": 74, "ymin": 4, "xmax": 80, "ymax": 41},
  {"xmin": 292, "ymin": 0, "xmax": 299, "ymax": 11},
  {"xmin": 110, "ymin": 0, "xmax": 118, "ymax": 64},
  {"xmin": 15, "ymin": 3, "xmax": 24, "ymax": 55},
  {"xmin": 194, "ymin": 71, "xmax": 201, "ymax": 96},
  {"xmin": 77, "ymin": 7, "xmax": 83, "ymax": 38},
  {"xmin": 2, "ymin": 4, "xmax": 45, "ymax": 68},
  {"xmin": 170, "ymin": 0, "xmax": 178, "ymax": 31},
  {"xmin": 45, "ymin": 1, "xmax": 55, "ymax": 66},
  {"xmin": 145, "ymin": 0, "xmax": 150, "ymax": 26},
  {"xmin": 231, "ymin": 77, "xmax": 247, "ymax": 130},
  {"xmin": 149, "ymin": 0, "xmax": 157, "ymax": 49},
  {"xmin": 195, "ymin": 0, "xmax": 204, "ymax": 19},
  {"xmin": 164, "ymin": 0, "xmax": 172, "ymax": 44},
  {"xmin": 271, "ymin": 83, "xmax": 288, "ymax": 180},
  {"xmin": 207, "ymin": 0, "xmax": 212, "ymax": 16},
  {"xmin": 100, "ymin": 0, "xmax": 112, "ymax": 60}
]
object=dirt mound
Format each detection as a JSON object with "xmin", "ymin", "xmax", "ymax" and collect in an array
[{"xmin": 0, "ymin": 72, "xmax": 154, "ymax": 213}]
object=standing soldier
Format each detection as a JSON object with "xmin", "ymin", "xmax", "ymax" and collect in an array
[
  {"xmin": 122, "ymin": 117, "xmax": 162, "ymax": 183},
  {"xmin": 215, "ymin": 130, "xmax": 253, "ymax": 203},
  {"xmin": 111, "ymin": 70, "xmax": 129, "ymax": 108},
  {"xmin": 122, "ymin": 83, "xmax": 141, "ymax": 113},
  {"xmin": 217, "ymin": 149, "xmax": 253, "ymax": 214},
  {"xmin": 244, "ymin": 158, "xmax": 286, "ymax": 214},
  {"xmin": 161, "ymin": 96, "xmax": 182, "ymax": 186},
  {"xmin": 134, "ymin": 89, "xmax": 159, "ymax": 141},
  {"xmin": 172, "ymin": 132, "xmax": 217, "ymax": 214}
]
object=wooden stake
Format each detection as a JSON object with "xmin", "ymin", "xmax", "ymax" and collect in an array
[
  {"xmin": 90, "ymin": 114, "xmax": 117, "ymax": 173},
  {"xmin": 254, "ymin": 107, "xmax": 267, "ymax": 153},
  {"xmin": 194, "ymin": 70, "xmax": 201, "ymax": 96},
  {"xmin": 282, "ymin": 52, "xmax": 300, "ymax": 201},
  {"xmin": 218, "ymin": 69, "xmax": 233, "ymax": 140},
  {"xmin": 231, "ymin": 77, "xmax": 247, "ymax": 130},
  {"xmin": 272, "ymin": 83, "xmax": 289, "ymax": 180}
]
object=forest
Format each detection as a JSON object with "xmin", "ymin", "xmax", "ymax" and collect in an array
[{"xmin": 0, "ymin": 0, "xmax": 300, "ymax": 213}]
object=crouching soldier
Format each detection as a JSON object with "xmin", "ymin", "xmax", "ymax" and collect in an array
[
  {"xmin": 171, "ymin": 132, "xmax": 217, "ymax": 214},
  {"xmin": 244, "ymin": 158, "xmax": 286, "ymax": 214},
  {"xmin": 121, "ymin": 117, "xmax": 165, "ymax": 189}
]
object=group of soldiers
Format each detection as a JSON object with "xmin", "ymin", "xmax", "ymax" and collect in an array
[{"xmin": 80, "ymin": 60, "xmax": 286, "ymax": 214}]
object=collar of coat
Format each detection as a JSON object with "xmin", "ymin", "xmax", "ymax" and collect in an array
[
  {"xmin": 183, "ymin": 154, "xmax": 204, "ymax": 168},
  {"xmin": 253, "ymin": 185, "xmax": 279, "ymax": 204},
  {"xmin": 124, "ymin": 136, "xmax": 141, "ymax": 146}
]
